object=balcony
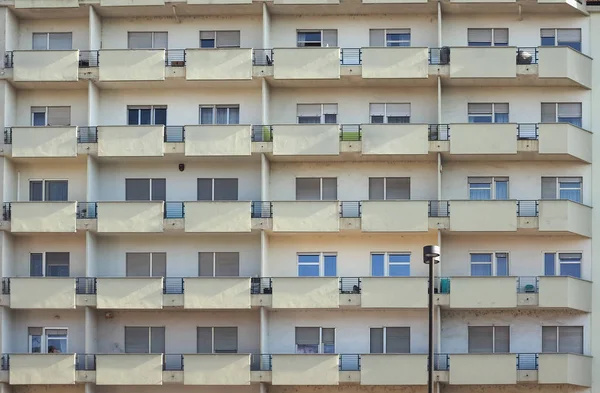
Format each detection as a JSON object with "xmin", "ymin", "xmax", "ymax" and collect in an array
[
  {"xmin": 184, "ymin": 125, "xmax": 252, "ymax": 156},
  {"xmin": 361, "ymin": 201, "xmax": 429, "ymax": 232},
  {"xmin": 538, "ymin": 276, "xmax": 591, "ymax": 312},
  {"xmin": 99, "ymin": 49, "xmax": 166, "ymax": 81},
  {"xmin": 184, "ymin": 201, "xmax": 252, "ymax": 233},
  {"xmin": 186, "ymin": 49, "xmax": 252, "ymax": 80},
  {"xmin": 273, "ymin": 48, "xmax": 341, "ymax": 80},
  {"xmin": 361, "ymin": 48, "xmax": 429, "ymax": 79},
  {"xmin": 15, "ymin": 0, "xmax": 79, "ymax": 6},
  {"xmin": 271, "ymin": 277, "xmax": 339, "ymax": 308},
  {"xmin": 360, "ymin": 277, "xmax": 428, "ymax": 308},
  {"xmin": 10, "ymin": 278, "xmax": 76, "ymax": 309},
  {"xmin": 8, "ymin": 354, "xmax": 76, "ymax": 385},
  {"xmin": 96, "ymin": 277, "xmax": 163, "ymax": 309},
  {"xmin": 538, "ymin": 200, "xmax": 591, "ymax": 237},
  {"xmin": 183, "ymin": 277, "xmax": 251, "ymax": 309},
  {"xmin": 538, "ymin": 47, "xmax": 592, "ymax": 88},
  {"xmin": 449, "ymin": 354, "xmax": 517, "ymax": 384},
  {"xmin": 11, "ymin": 50, "xmax": 79, "ymax": 82},
  {"xmin": 360, "ymin": 355, "xmax": 427, "ymax": 385},
  {"xmin": 272, "ymin": 124, "xmax": 340, "ymax": 156},
  {"xmin": 96, "ymin": 201, "xmax": 164, "ymax": 233},
  {"xmin": 272, "ymin": 354, "xmax": 339, "ymax": 385},
  {"xmin": 538, "ymin": 123, "xmax": 591, "ymax": 162},
  {"xmin": 450, "ymin": 47, "xmax": 516, "ymax": 79},
  {"xmin": 449, "ymin": 123, "xmax": 517, "ymax": 155},
  {"xmin": 97, "ymin": 126, "xmax": 164, "ymax": 157},
  {"xmin": 10, "ymin": 202, "xmax": 77, "ymax": 233},
  {"xmin": 538, "ymin": 354, "xmax": 591, "ymax": 386},
  {"xmin": 449, "ymin": 277, "xmax": 517, "ymax": 309},
  {"xmin": 7, "ymin": 126, "xmax": 78, "ymax": 158},
  {"xmin": 449, "ymin": 200, "xmax": 517, "ymax": 232},
  {"xmin": 272, "ymin": 201, "xmax": 340, "ymax": 232},
  {"xmin": 361, "ymin": 124, "xmax": 429, "ymax": 155},
  {"xmin": 96, "ymin": 354, "xmax": 163, "ymax": 385},
  {"xmin": 184, "ymin": 354, "xmax": 251, "ymax": 385}
]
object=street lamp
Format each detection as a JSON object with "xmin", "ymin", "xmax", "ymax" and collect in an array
[{"xmin": 423, "ymin": 245, "xmax": 440, "ymax": 393}]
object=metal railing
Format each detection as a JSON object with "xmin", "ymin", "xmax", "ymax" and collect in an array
[
  {"xmin": 1, "ymin": 355, "xmax": 8, "ymax": 371},
  {"xmin": 517, "ymin": 353, "xmax": 538, "ymax": 370},
  {"xmin": 516, "ymin": 47, "xmax": 538, "ymax": 65},
  {"xmin": 251, "ymin": 354, "xmax": 272, "ymax": 371},
  {"xmin": 164, "ymin": 277, "xmax": 184, "ymax": 294},
  {"xmin": 1, "ymin": 278, "xmax": 9, "ymax": 295},
  {"xmin": 428, "ymin": 124, "xmax": 450, "ymax": 141},
  {"xmin": 76, "ymin": 277, "xmax": 97, "ymax": 295},
  {"xmin": 76, "ymin": 354, "xmax": 96, "ymax": 371},
  {"xmin": 340, "ymin": 201, "xmax": 361, "ymax": 218},
  {"xmin": 340, "ymin": 277, "xmax": 361, "ymax": 294},
  {"xmin": 4, "ymin": 51, "xmax": 13, "ymax": 68},
  {"xmin": 77, "ymin": 202, "xmax": 97, "ymax": 219},
  {"xmin": 433, "ymin": 354, "xmax": 450, "ymax": 371},
  {"xmin": 164, "ymin": 126, "xmax": 185, "ymax": 143},
  {"xmin": 4, "ymin": 127, "xmax": 11, "ymax": 144},
  {"xmin": 339, "ymin": 354, "xmax": 360, "ymax": 371},
  {"xmin": 3, "ymin": 202, "xmax": 11, "ymax": 221},
  {"xmin": 166, "ymin": 49, "xmax": 186, "ymax": 67},
  {"xmin": 252, "ymin": 201, "xmax": 272, "ymax": 218},
  {"xmin": 79, "ymin": 50, "xmax": 99, "ymax": 67},
  {"xmin": 251, "ymin": 125, "xmax": 273, "ymax": 142},
  {"xmin": 340, "ymin": 48, "xmax": 361, "ymax": 65},
  {"xmin": 340, "ymin": 124, "xmax": 361, "ymax": 141},
  {"xmin": 517, "ymin": 123, "xmax": 539, "ymax": 140},
  {"xmin": 517, "ymin": 276, "xmax": 539, "ymax": 293},
  {"xmin": 164, "ymin": 202, "xmax": 185, "ymax": 219},
  {"xmin": 429, "ymin": 47, "xmax": 450, "ymax": 65},
  {"xmin": 164, "ymin": 354, "xmax": 184, "ymax": 371},
  {"xmin": 251, "ymin": 277, "xmax": 272, "ymax": 294},
  {"xmin": 78, "ymin": 127, "xmax": 98, "ymax": 143},
  {"xmin": 429, "ymin": 201, "xmax": 450, "ymax": 217},
  {"xmin": 517, "ymin": 200, "xmax": 539, "ymax": 217},
  {"xmin": 253, "ymin": 49, "xmax": 274, "ymax": 66}
]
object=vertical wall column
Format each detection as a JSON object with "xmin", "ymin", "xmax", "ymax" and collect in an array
[
  {"xmin": 86, "ymin": 155, "xmax": 98, "ymax": 203},
  {"xmin": 89, "ymin": 5, "xmax": 101, "ymax": 51},
  {"xmin": 84, "ymin": 307, "xmax": 97, "ymax": 393},
  {"xmin": 261, "ymin": 79, "xmax": 270, "ymax": 126},
  {"xmin": 2, "ymin": 158, "xmax": 15, "ymax": 205},
  {"xmin": 4, "ymin": 8, "xmax": 18, "ymax": 53},
  {"xmin": 88, "ymin": 81, "xmax": 99, "ymax": 127},
  {"xmin": 262, "ymin": 3, "xmax": 271, "ymax": 49}
]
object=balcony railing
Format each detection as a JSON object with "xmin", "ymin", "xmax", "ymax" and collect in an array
[
  {"xmin": 78, "ymin": 127, "xmax": 98, "ymax": 143},
  {"xmin": 3, "ymin": 202, "xmax": 11, "ymax": 220},
  {"xmin": 339, "ymin": 354, "xmax": 360, "ymax": 371},
  {"xmin": 253, "ymin": 49, "xmax": 273, "ymax": 66},
  {"xmin": 1, "ymin": 278, "xmax": 9, "ymax": 295},
  {"xmin": 251, "ymin": 277, "xmax": 272, "ymax": 295},
  {"xmin": 164, "ymin": 201, "xmax": 185, "ymax": 219},
  {"xmin": 76, "ymin": 277, "xmax": 97, "ymax": 295},
  {"xmin": 79, "ymin": 50, "xmax": 99, "ymax": 67},
  {"xmin": 340, "ymin": 48, "xmax": 362, "ymax": 66},
  {"xmin": 251, "ymin": 201, "xmax": 272, "ymax": 218},
  {"xmin": 4, "ymin": 51, "xmax": 13, "ymax": 68},
  {"xmin": 340, "ymin": 277, "xmax": 361, "ymax": 294},
  {"xmin": 429, "ymin": 200, "xmax": 450, "ymax": 217},
  {"xmin": 517, "ymin": 353, "xmax": 538, "ymax": 370},
  {"xmin": 166, "ymin": 49, "xmax": 186, "ymax": 67},
  {"xmin": 517, "ymin": 200, "xmax": 539, "ymax": 217},
  {"xmin": 164, "ymin": 126, "xmax": 185, "ymax": 143},
  {"xmin": 251, "ymin": 125, "xmax": 273, "ymax": 142},
  {"xmin": 4, "ymin": 127, "xmax": 11, "ymax": 144},
  {"xmin": 517, "ymin": 47, "xmax": 539, "ymax": 65},
  {"xmin": 340, "ymin": 124, "xmax": 361, "ymax": 141},
  {"xmin": 517, "ymin": 123, "xmax": 539, "ymax": 140},
  {"xmin": 434, "ymin": 354, "xmax": 450, "ymax": 371},
  {"xmin": 429, "ymin": 47, "xmax": 450, "ymax": 65},
  {"xmin": 163, "ymin": 277, "xmax": 184, "ymax": 294},
  {"xmin": 76, "ymin": 354, "xmax": 96, "ymax": 370},
  {"xmin": 517, "ymin": 276, "xmax": 539, "ymax": 293},
  {"xmin": 340, "ymin": 201, "xmax": 361, "ymax": 218},
  {"xmin": 428, "ymin": 124, "xmax": 450, "ymax": 141},
  {"xmin": 251, "ymin": 354, "xmax": 272, "ymax": 371},
  {"xmin": 77, "ymin": 202, "xmax": 97, "ymax": 219},
  {"xmin": 1, "ymin": 354, "xmax": 8, "ymax": 371},
  {"xmin": 436, "ymin": 277, "xmax": 451, "ymax": 294},
  {"xmin": 164, "ymin": 354, "xmax": 184, "ymax": 371}
]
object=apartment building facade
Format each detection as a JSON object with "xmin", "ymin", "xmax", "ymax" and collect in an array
[{"xmin": 0, "ymin": 0, "xmax": 596, "ymax": 392}]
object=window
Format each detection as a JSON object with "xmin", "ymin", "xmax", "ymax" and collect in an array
[
  {"xmin": 371, "ymin": 253, "xmax": 410, "ymax": 277},
  {"xmin": 369, "ymin": 177, "xmax": 410, "ymax": 200},
  {"xmin": 541, "ymin": 103, "xmax": 582, "ymax": 127},
  {"xmin": 31, "ymin": 106, "xmax": 71, "ymax": 126},
  {"xmin": 370, "ymin": 327, "xmax": 410, "ymax": 353},
  {"xmin": 544, "ymin": 252, "xmax": 581, "ymax": 278},
  {"xmin": 125, "ymin": 178, "xmax": 166, "ymax": 201},
  {"xmin": 128, "ymin": 32, "xmax": 168, "ymax": 49},
  {"xmin": 124, "ymin": 326, "xmax": 165, "ymax": 353},
  {"xmin": 29, "ymin": 180, "xmax": 68, "ymax": 201},
  {"xmin": 32, "ymin": 33, "xmax": 72, "ymax": 50},
  {"xmin": 468, "ymin": 103, "xmax": 509, "ymax": 123},
  {"xmin": 198, "ymin": 252, "xmax": 240, "ymax": 276},
  {"xmin": 541, "ymin": 177, "xmax": 582, "ymax": 203},
  {"xmin": 468, "ymin": 177, "xmax": 509, "ymax": 200},
  {"xmin": 197, "ymin": 327, "xmax": 238, "ymax": 353},
  {"xmin": 197, "ymin": 178, "xmax": 238, "ymax": 201},
  {"xmin": 297, "ymin": 104, "xmax": 337, "ymax": 124},
  {"xmin": 541, "ymin": 29, "xmax": 581, "ymax": 52},
  {"xmin": 467, "ymin": 28, "xmax": 508, "ymax": 46},
  {"xmin": 468, "ymin": 326, "xmax": 510, "ymax": 353},
  {"xmin": 542, "ymin": 326, "xmax": 583, "ymax": 354},
  {"xmin": 470, "ymin": 253, "xmax": 509, "ymax": 276},
  {"xmin": 297, "ymin": 30, "xmax": 337, "ymax": 47},
  {"xmin": 30, "ymin": 252, "xmax": 70, "ymax": 277},
  {"xmin": 369, "ymin": 29, "xmax": 410, "ymax": 47},
  {"xmin": 29, "ymin": 327, "xmax": 68, "ymax": 353},
  {"xmin": 295, "ymin": 178, "xmax": 336, "ymax": 201},
  {"xmin": 127, "ymin": 106, "xmax": 167, "ymax": 126},
  {"xmin": 126, "ymin": 253, "xmax": 167, "ymax": 277},
  {"xmin": 200, "ymin": 31, "xmax": 241, "ymax": 48},
  {"xmin": 199, "ymin": 105, "xmax": 240, "ymax": 125},
  {"xmin": 295, "ymin": 327, "xmax": 335, "ymax": 353},
  {"xmin": 370, "ymin": 103, "xmax": 410, "ymax": 124},
  {"xmin": 298, "ymin": 253, "xmax": 337, "ymax": 277}
]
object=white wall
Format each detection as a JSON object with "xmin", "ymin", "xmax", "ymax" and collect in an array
[
  {"xmin": 441, "ymin": 309, "xmax": 590, "ymax": 355},
  {"xmin": 12, "ymin": 233, "xmax": 87, "ymax": 277},
  {"xmin": 96, "ymin": 310, "xmax": 260, "ymax": 354},
  {"xmin": 15, "ymin": 90, "xmax": 88, "ymax": 127},
  {"xmin": 96, "ymin": 160, "xmax": 261, "ymax": 201},
  {"xmin": 98, "ymin": 88, "xmax": 261, "ymax": 126},
  {"xmin": 12, "ymin": 309, "xmax": 85, "ymax": 353},
  {"xmin": 17, "ymin": 18, "xmax": 89, "ymax": 51},
  {"xmin": 5, "ymin": 8, "xmax": 19, "ymax": 52},
  {"xmin": 268, "ymin": 309, "xmax": 428, "ymax": 354},
  {"xmin": 270, "ymin": 161, "xmax": 437, "ymax": 201},
  {"xmin": 440, "ymin": 234, "xmax": 591, "ymax": 280},
  {"xmin": 101, "ymin": 16, "xmax": 262, "ymax": 49},
  {"xmin": 14, "ymin": 160, "xmax": 87, "ymax": 202},
  {"xmin": 442, "ymin": 87, "xmax": 591, "ymax": 129},
  {"xmin": 95, "ymin": 233, "xmax": 260, "ymax": 277},
  {"xmin": 267, "ymin": 233, "xmax": 436, "ymax": 277},
  {"xmin": 441, "ymin": 161, "xmax": 591, "ymax": 205},
  {"xmin": 270, "ymin": 87, "xmax": 437, "ymax": 124},
  {"xmin": 95, "ymin": 386, "xmax": 259, "ymax": 393}
]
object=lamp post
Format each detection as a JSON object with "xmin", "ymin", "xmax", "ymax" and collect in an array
[{"xmin": 423, "ymin": 245, "xmax": 440, "ymax": 393}]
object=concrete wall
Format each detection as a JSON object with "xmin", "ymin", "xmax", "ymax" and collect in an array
[
  {"xmin": 17, "ymin": 18, "xmax": 89, "ymax": 50},
  {"xmin": 14, "ymin": 90, "xmax": 88, "ymax": 127},
  {"xmin": 11, "ymin": 309, "xmax": 85, "ymax": 353},
  {"xmin": 11, "ymin": 233, "xmax": 86, "ymax": 277},
  {"xmin": 14, "ymin": 160, "xmax": 87, "ymax": 202}
]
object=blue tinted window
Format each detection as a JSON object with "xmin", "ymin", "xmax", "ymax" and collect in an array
[
  {"xmin": 560, "ymin": 263, "xmax": 580, "ymax": 278},
  {"xmin": 389, "ymin": 254, "xmax": 410, "ymax": 263},
  {"xmin": 495, "ymin": 113, "xmax": 509, "ymax": 123},
  {"xmin": 324, "ymin": 255, "xmax": 337, "ymax": 277},
  {"xmin": 558, "ymin": 117, "xmax": 582, "ymax": 128},
  {"xmin": 298, "ymin": 254, "xmax": 319, "ymax": 263},
  {"xmin": 469, "ymin": 116, "xmax": 493, "ymax": 123},
  {"xmin": 200, "ymin": 39, "xmax": 215, "ymax": 48},
  {"xmin": 371, "ymin": 254, "xmax": 385, "ymax": 276},
  {"xmin": 140, "ymin": 109, "xmax": 152, "ymax": 125},
  {"xmin": 541, "ymin": 37, "xmax": 555, "ymax": 46},
  {"xmin": 154, "ymin": 108, "xmax": 167, "ymax": 126},
  {"xmin": 298, "ymin": 264, "xmax": 319, "ymax": 277},
  {"xmin": 544, "ymin": 253, "xmax": 556, "ymax": 275},
  {"xmin": 496, "ymin": 255, "xmax": 509, "ymax": 276},
  {"xmin": 471, "ymin": 264, "xmax": 492, "ymax": 276},
  {"xmin": 564, "ymin": 42, "xmax": 581, "ymax": 52},
  {"xmin": 32, "ymin": 112, "xmax": 46, "ymax": 126},
  {"xmin": 389, "ymin": 264, "xmax": 410, "ymax": 277}
]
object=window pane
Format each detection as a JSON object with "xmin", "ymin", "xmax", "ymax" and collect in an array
[
  {"xmin": 45, "ymin": 180, "xmax": 68, "ymax": 201},
  {"xmin": 541, "ymin": 103, "xmax": 557, "ymax": 123},
  {"xmin": 214, "ymin": 179, "xmax": 238, "ymax": 201},
  {"xmin": 30, "ymin": 253, "xmax": 43, "ymax": 277},
  {"xmin": 494, "ymin": 326, "xmax": 510, "ymax": 353},
  {"xmin": 559, "ymin": 263, "xmax": 581, "ymax": 278},
  {"xmin": 542, "ymin": 326, "xmax": 558, "ymax": 353},
  {"xmin": 197, "ymin": 327, "xmax": 213, "ymax": 353},
  {"xmin": 216, "ymin": 107, "xmax": 229, "ymax": 125},
  {"xmin": 323, "ymin": 255, "xmax": 337, "ymax": 277},
  {"xmin": 29, "ymin": 181, "xmax": 43, "ymax": 201},
  {"xmin": 151, "ymin": 253, "xmax": 167, "ymax": 277},
  {"xmin": 228, "ymin": 107, "xmax": 240, "ymax": 124},
  {"xmin": 296, "ymin": 178, "xmax": 320, "ymax": 200},
  {"xmin": 495, "ymin": 181, "xmax": 508, "ymax": 200},
  {"xmin": 140, "ymin": 108, "xmax": 152, "ymax": 125},
  {"xmin": 496, "ymin": 254, "xmax": 509, "ymax": 276},
  {"xmin": 298, "ymin": 264, "xmax": 320, "ymax": 277},
  {"xmin": 126, "ymin": 179, "xmax": 150, "ymax": 201},
  {"xmin": 126, "ymin": 253, "xmax": 151, "ymax": 277},
  {"xmin": 468, "ymin": 326, "xmax": 494, "ymax": 353},
  {"xmin": 197, "ymin": 178, "xmax": 213, "ymax": 201},
  {"xmin": 389, "ymin": 264, "xmax": 410, "ymax": 277},
  {"xmin": 125, "ymin": 327, "xmax": 150, "ymax": 353},
  {"xmin": 214, "ymin": 327, "xmax": 238, "ymax": 353},
  {"xmin": 154, "ymin": 108, "xmax": 167, "ymax": 126},
  {"xmin": 151, "ymin": 179, "xmax": 166, "ymax": 201},
  {"xmin": 370, "ymin": 328, "xmax": 384, "ymax": 353},
  {"xmin": 198, "ymin": 252, "xmax": 214, "ymax": 277},
  {"xmin": 200, "ymin": 107, "xmax": 214, "ymax": 124},
  {"xmin": 128, "ymin": 109, "xmax": 139, "ymax": 125},
  {"xmin": 322, "ymin": 178, "xmax": 337, "ymax": 200},
  {"xmin": 46, "ymin": 252, "xmax": 70, "ymax": 277},
  {"xmin": 470, "ymin": 183, "xmax": 491, "ymax": 200},
  {"xmin": 558, "ymin": 326, "xmax": 583, "ymax": 354},
  {"xmin": 369, "ymin": 178, "xmax": 385, "ymax": 200},
  {"xmin": 32, "ymin": 111, "xmax": 46, "ymax": 126},
  {"xmin": 544, "ymin": 253, "xmax": 556, "ymax": 276},
  {"xmin": 150, "ymin": 327, "xmax": 165, "ymax": 354},
  {"xmin": 371, "ymin": 254, "xmax": 385, "ymax": 276}
]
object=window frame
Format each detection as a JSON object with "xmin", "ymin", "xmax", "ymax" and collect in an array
[
  {"xmin": 29, "ymin": 327, "xmax": 68, "ymax": 354},
  {"xmin": 127, "ymin": 105, "xmax": 167, "ymax": 126},
  {"xmin": 470, "ymin": 252, "xmax": 510, "ymax": 277},
  {"xmin": 124, "ymin": 326, "xmax": 165, "ymax": 354},
  {"xmin": 127, "ymin": 31, "xmax": 168, "ymax": 49},
  {"xmin": 369, "ymin": 177, "xmax": 411, "ymax": 200},
  {"xmin": 369, "ymin": 326, "xmax": 411, "ymax": 354},
  {"xmin": 542, "ymin": 326, "xmax": 584, "ymax": 354},
  {"xmin": 29, "ymin": 179, "xmax": 69, "ymax": 202},
  {"xmin": 371, "ymin": 252, "xmax": 411, "ymax": 277},
  {"xmin": 468, "ymin": 177, "xmax": 509, "ymax": 200},
  {"xmin": 295, "ymin": 177, "xmax": 337, "ymax": 201},
  {"xmin": 197, "ymin": 326, "xmax": 239, "ymax": 354},
  {"xmin": 544, "ymin": 252, "xmax": 582, "ymax": 278},
  {"xmin": 296, "ymin": 30, "xmax": 337, "ymax": 47},
  {"xmin": 540, "ymin": 28, "xmax": 582, "ymax": 52},
  {"xmin": 32, "ymin": 32, "xmax": 73, "ymax": 50},
  {"xmin": 296, "ymin": 103, "xmax": 338, "ymax": 124},
  {"xmin": 541, "ymin": 177, "xmax": 582, "ymax": 203},
  {"xmin": 369, "ymin": 103, "xmax": 411, "ymax": 124},
  {"xmin": 125, "ymin": 178, "xmax": 166, "ymax": 201},
  {"xmin": 297, "ymin": 253, "xmax": 337, "ymax": 277},
  {"xmin": 198, "ymin": 252, "xmax": 240, "ymax": 277},
  {"xmin": 541, "ymin": 102, "xmax": 582, "ymax": 126},
  {"xmin": 468, "ymin": 325, "xmax": 510, "ymax": 353},
  {"xmin": 30, "ymin": 106, "xmax": 71, "ymax": 127},
  {"xmin": 125, "ymin": 252, "xmax": 167, "ymax": 277},
  {"xmin": 199, "ymin": 30, "xmax": 241, "ymax": 49},
  {"xmin": 467, "ymin": 103, "xmax": 509, "ymax": 123},
  {"xmin": 199, "ymin": 105, "xmax": 240, "ymax": 125},
  {"xmin": 467, "ymin": 28, "xmax": 509, "ymax": 47},
  {"xmin": 197, "ymin": 178, "xmax": 239, "ymax": 201},
  {"xmin": 30, "ymin": 252, "xmax": 70, "ymax": 277},
  {"xmin": 295, "ymin": 327, "xmax": 335, "ymax": 354}
]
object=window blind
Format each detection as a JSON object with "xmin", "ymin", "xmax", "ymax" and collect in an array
[
  {"xmin": 322, "ymin": 104, "xmax": 338, "ymax": 115},
  {"xmin": 468, "ymin": 103, "xmax": 493, "ymax": 114},
  {"xmin": 541, "ymin": 29, "xmax": 555, "ymax": 38},
  {"xmin": 45, "ymin": 252, "xmax": 70, "ymax": 278},
  {"xmin": 494, "ymin": 103, "xmax": 509, "ymax": 114},
  {"xmin": 386, "ymin": 177, "xmax": 410, "ymax": 200},
  {"xmin": 199, "ymin": 252, "xmax": 215, "ymax": 276},
  {"xmin": 322, "ymin": 30, "xmax": 338, "ymax": 47},
  {"xmin": 151, "ymin": 179, "xmax": 166, "ymax": 201},
  {"xmin": 370, "ymin": 104, "xmax": 385, "ymax": 116},
  {"xmin": 214, "ymin": 327, "xmax": 238, "ymax": 353},
  {"xmin": 45, "ymin": 180, "xmax": 68, "ymax": 201},
  {"xmin": 468, "ymin": 29, "xmax": 492, "ymax": 44},
  {"xmin": 214, "ymin": 179, "xmax": 238, "ymax": 201},
  {"xmin": 197, "ymin": 178, "xmax": 213, "ymax": 201},
  {"xmin": 215, "ymin": 252, "xmax": 240, "ymax": 276},
  {"xmin": 369, "ymin": 30, "xmax": 385, "ymax": 47},
  {"xmin": 494, "ymin": 326, "xmax": 510, "ymax": 353},
  {"xmin": 153, "ymin": 32, "xmax": 168, "ymax": 49},
  {"xmin": 322, "ymin": 328, "xmax": 335, "ymax": 346},
  {"xmin": 468, "ymin": 177, "xmax": 493, "ymax": 184},
  {"xmin": 295, "ymin": 327, "xmax": 319, "ymax": 345},
  {"xmin": 128, "ymin": 32, "xmax": 153, "ymax": 49},
  {"xmin": 558, "ymin": 326, "xmax": 583, "ymax": 354},
  {"xmin": 48, "ymin": 33, "xmax": 72, "ymax": 50},
  {"xmin": 386, "ymin": 103, "xmax": 410, "ymax": 117},
  {"xmin": 321, "ymin": 178, "xmax": 337, "ymax": 200},
  {"xmin": 150, "ymin": 327, "xmax": 165, "ymax": 353},
  {"xmin": 197, "ymin": 327, "xmax": 213, "ymax": 353},
  {"xmin": 126, "ymin": 253, "xmax": 151, "ymax": 277},
  {"xmin": 29, "ymin": 327, "xmax": 43, "ymax": 336},
  {"xmin": 126, "ymin": 179, "xmax": 150, "ymax": 201},
  {"xmin": 47, "ymin": 106, "xmax": 70, "ymax": 126},
  {"xmin": 297, "ymin": 104, "xmax": 322, "ymax": 117},
  {"xmin": 370, "ymin": 328, "xmax": 384, "ymax": 353},
  {"xmin": 369, "ymin": 178, "xmax": 385, "ymax": 200},
  {"xmin": 125, "ymin": 327, "xmax": 150, "ymax": 353},
  {"xmin": 557, "ymin": 103, "xmax": 581, "ymax": 118},
  {"xmin": 493, "ymin": 29, "xmax": 509, "ymax": 45},
  {"xmin": 32, "ymin": 33, "xmax": 47, "ymax": 50},
  {"xmin": 468, "ymin": 326, "xmax": 493, "ymax": 353},
  {"xmin": 216, "ymin": 31, "xmax": 240, "ymax": 48},
  {"xmin": 386, "ymin": 327, "xmax": 410, "ymax": 353},
  {"xmin": 296, "ymin": 178, "xmax": 320, "ymax": 200},
  {"xmin": 541, "ymin": 103, "xmax": 557, "ymax": 122},
  {"xmin": 151, "ymin": 253, "xmax": 167, "ymax": 277},
  {"xmin": 557, "ymin": 29, "xmax": 581, "ymax": 43},
  {"xmin": 542, "ymin": 326, "xmax": 558, "ymax": 352}
]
